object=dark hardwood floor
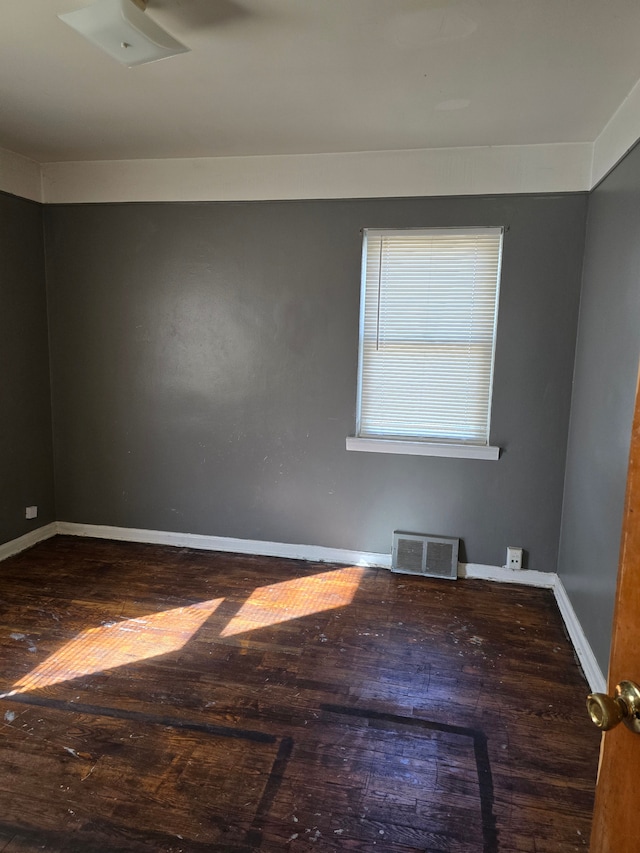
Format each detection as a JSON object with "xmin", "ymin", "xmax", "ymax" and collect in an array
[{"xmin": 0, "ymin": 536, "xmax": 600, "ymax": 852}]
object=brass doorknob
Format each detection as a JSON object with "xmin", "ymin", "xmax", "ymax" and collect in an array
[{"xmin": 587, "ymin": 680, "xmax": 640, "ymax": 734}]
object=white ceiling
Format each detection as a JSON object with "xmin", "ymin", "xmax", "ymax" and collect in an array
[{"xmin": 2, "ymin": 0, "xmax": 640, "ymax": 165}]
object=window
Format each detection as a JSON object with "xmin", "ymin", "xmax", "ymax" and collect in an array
[{"xmin": 347, "ymin": 227, "xmax": 503, "ymax": 460}]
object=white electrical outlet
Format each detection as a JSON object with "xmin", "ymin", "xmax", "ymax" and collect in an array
[
  {"xmin": 25, "ymin": 506, "xmax": 38, "ymax": 520},
  {"xmin": 506, "ymin": 546, "xmax": 523, "ymax": 570}
]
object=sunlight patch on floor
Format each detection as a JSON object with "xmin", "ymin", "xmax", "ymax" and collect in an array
[
  {"xmin": 220, "ymin": 566, "xmax": 365, "ymax": 637},
  {"xmin": 7, "ymin": 598, "xmax": 224, "ymax": 695},
  {"xmin": 5, "ymin": 566, "xmax": 366, "ymax": 695}
]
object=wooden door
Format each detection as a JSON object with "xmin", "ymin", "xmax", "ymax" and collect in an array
[{"xmin": 589, "ymin": 371, "xmax": 640, "ymax": 849}]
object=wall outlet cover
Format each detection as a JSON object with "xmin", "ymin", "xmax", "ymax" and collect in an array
[{"xmin": 506, "ymin": 546, "xmax": 523, "ymax": 570}]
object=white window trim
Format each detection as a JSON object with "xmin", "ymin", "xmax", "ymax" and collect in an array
[
  {"xmin": 346, "ymin": 436, "xmax": 500, "ymax": 460},
  {"xmin": 348, "ymin": 226, "xmax": 503, "ymax": 460}
]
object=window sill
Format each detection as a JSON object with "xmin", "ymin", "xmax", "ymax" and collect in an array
[{"xmin": 345, "ymin": 436, "xmax": 501, "ymax": 460}]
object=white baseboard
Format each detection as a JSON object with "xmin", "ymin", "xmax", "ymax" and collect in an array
[
  {"xmin": 553, "ymin": 577, "xmax": 607, "ymax": 693},
  {"xmin": 459, "ymin": 562, "xmax": 557, "ymax": 588},
  {"xmin": 0, "ymin": 522, "xmax": 57, "ymax": 562},
  {"xmin": 2, "ymin": 520, "xmax": 605, "ymax": 692},
  {"xmin": 55, "ymin": 522, "xmax": 393, "ymax": 569}
]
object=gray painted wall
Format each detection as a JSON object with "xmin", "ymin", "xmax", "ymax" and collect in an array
[
  {"xmin": 558, "ymin": 143, "xmax": 640, "ymax": 672},
  {"xmin": 0, "ymin": 192, "xmax": 55, "ymax": 545},
  {"xmin": 44, "ymin": 194, "xmax": 587, "ymax": 568}
]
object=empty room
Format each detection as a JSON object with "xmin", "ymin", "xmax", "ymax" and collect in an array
[{"xmin": 2, "ymin": 2, "xmax": 640, "ymax": 850}]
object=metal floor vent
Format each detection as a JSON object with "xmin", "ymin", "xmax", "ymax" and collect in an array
[{"xmin": 391, "ymin": 532, "xmax": 459, "ymax": 580}]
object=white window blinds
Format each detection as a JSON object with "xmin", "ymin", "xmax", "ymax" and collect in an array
[{"xmin": 357, "ymin": 227, "xmax": 503, "ymax": 446}]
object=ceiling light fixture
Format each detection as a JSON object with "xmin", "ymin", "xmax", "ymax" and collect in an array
[{"xmin": 58, "ymin": 0, "xmax": 190, "ymax": 68}]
